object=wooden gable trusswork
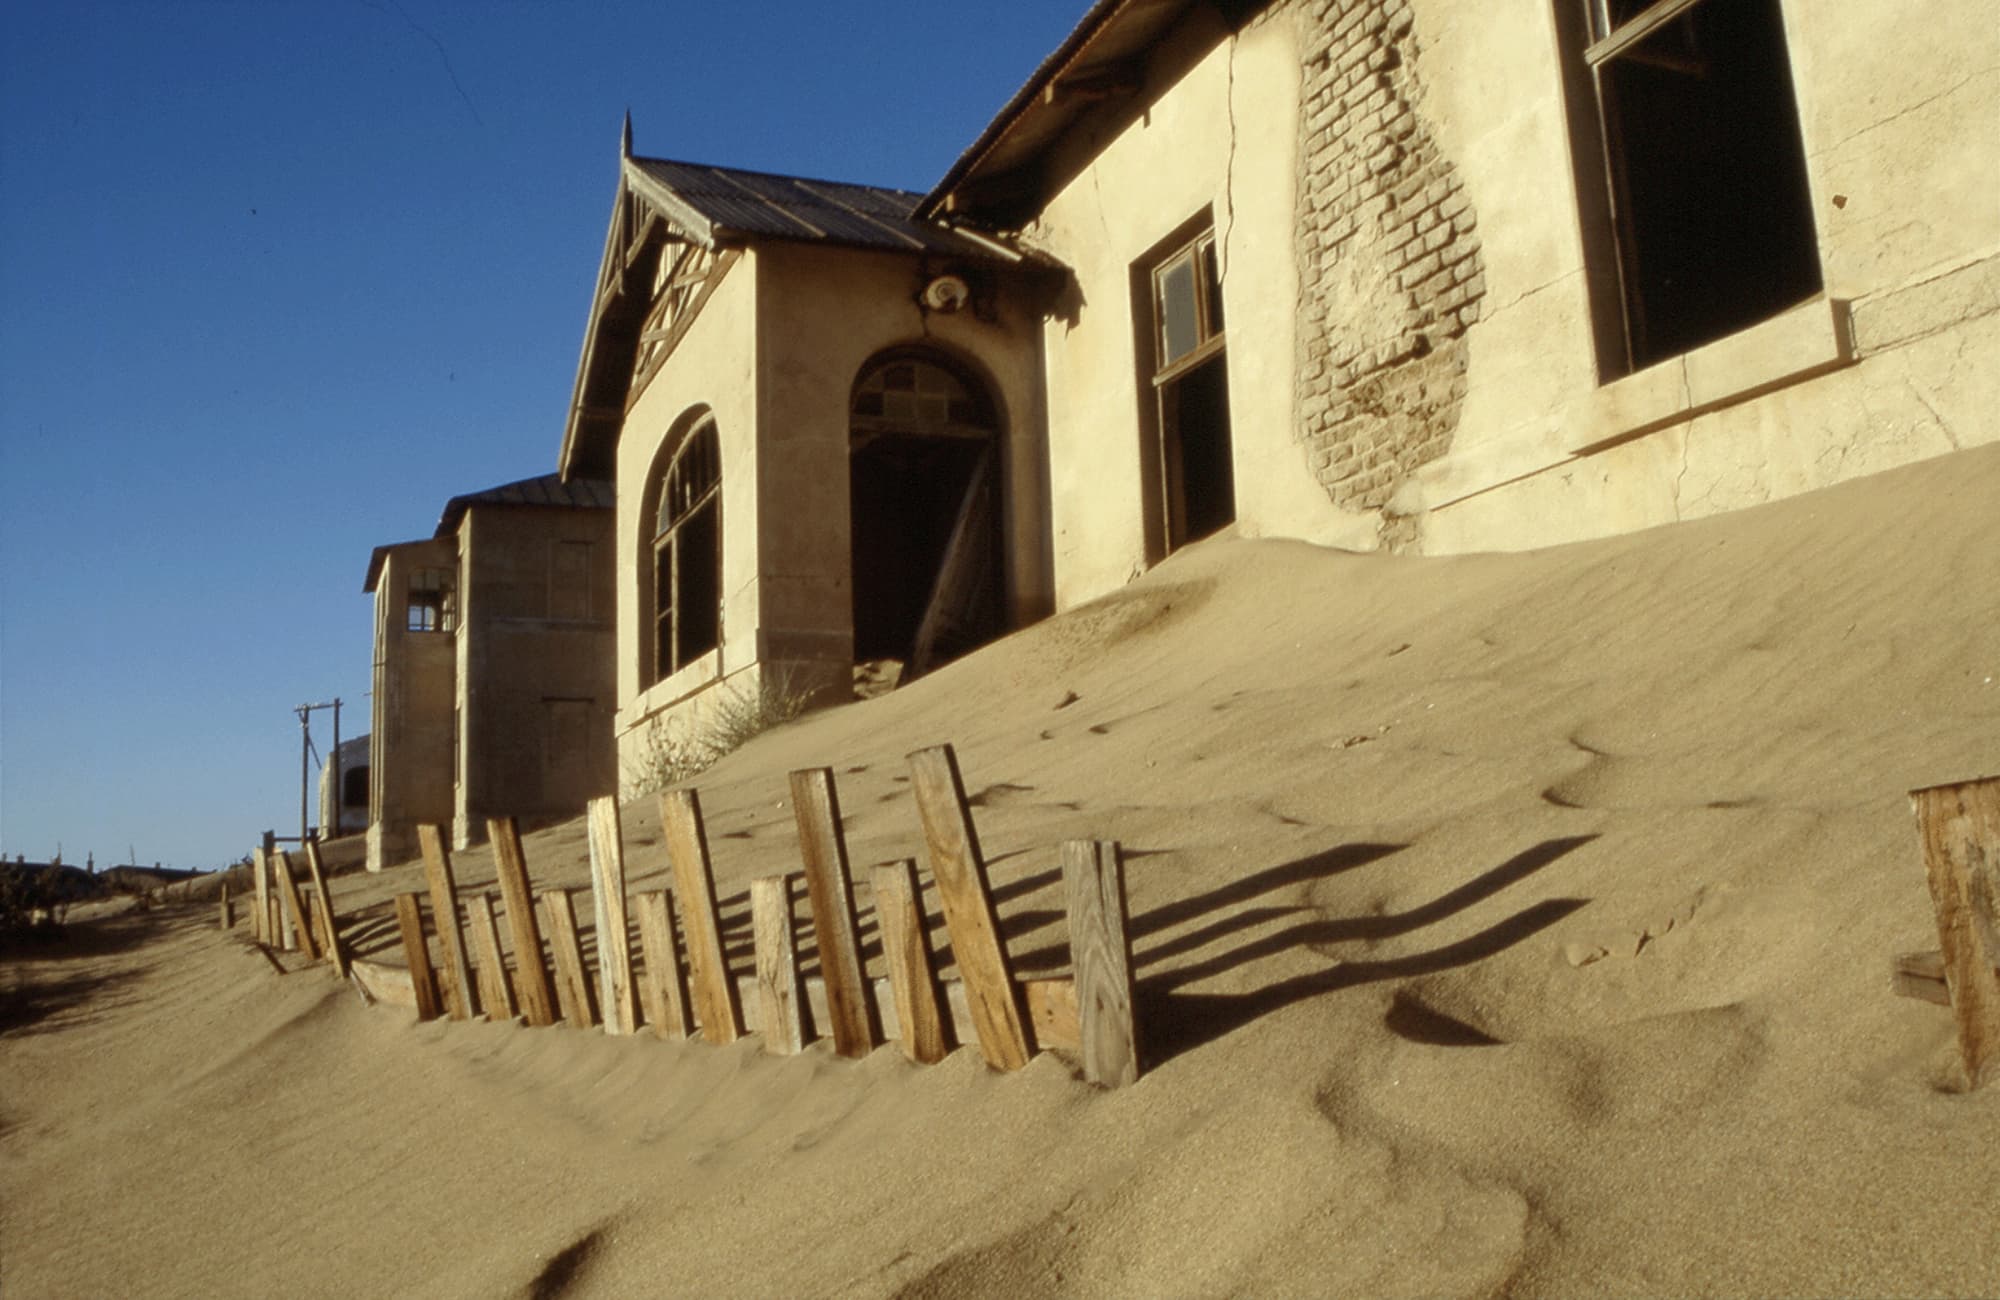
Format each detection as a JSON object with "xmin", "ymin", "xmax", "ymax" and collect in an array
[
  {"xmin": 559, "ymin": 155, "xmax": 740, "ymax": 484},
  {"xmin": 630, "ymin": 240, "xmax": 733, "ymax": 411}
]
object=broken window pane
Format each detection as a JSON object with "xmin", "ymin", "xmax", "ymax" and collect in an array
[{"xmin": 407, "ymin": 566, "xmax": 455, "ymax": 633}]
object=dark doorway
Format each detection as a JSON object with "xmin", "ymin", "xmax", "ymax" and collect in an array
[
  {"xmin": 1161, "ymin": 351, "xmax": 1234, "ymax": 547},
  {"xmin": 850, "ymin": 353, "xmax": 1004, "ymax": 680}
]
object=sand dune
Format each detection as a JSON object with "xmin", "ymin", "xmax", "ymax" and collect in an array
[{"xmin": 5, "ymin": 446, "xmax": 1997, "ymax": 1297}]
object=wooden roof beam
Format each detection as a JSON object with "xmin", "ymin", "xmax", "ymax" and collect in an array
[{"xmin": 1042, "ymin": 59, "xmax": 1144, "ymax": 105}]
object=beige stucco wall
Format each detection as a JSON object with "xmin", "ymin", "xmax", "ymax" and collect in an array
[
  {"xmin": 1387, "ymin": 0, "xmax": 2000, "ymax": 551},
  {"xmin": 366, "ymin": 538, "xmax": 456, "ymax": 873},
  {"xmin": 1023, "ymin": 5, "xmax": 1365, "ymax": 611},
  {"xmin": 613, "ymin": 247, "xmax": 762, "ymax": 778},
  {"xmin": 611, "ymin": 239, "xmax": 1045, "ymax": 780},
  {"xmin": 452, "ymin": 503, "xmax": 617, "ymax": 846},
  {"xmin": 753, "ymin": 239, "xmax": 1048, "ymax": 651}
]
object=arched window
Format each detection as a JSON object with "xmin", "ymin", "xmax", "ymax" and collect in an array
[
  {"xmin": 650, "ymin": 418, "xmax": 721, "ymax": 684},
  {"xmin": 851, "ymin": 355, "xmax": 992, "ymax": 439}
]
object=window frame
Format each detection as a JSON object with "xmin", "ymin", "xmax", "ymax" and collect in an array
[
  {"xmin": 1571, "ymin": 0, "xmax": 1824, "ymax": 377},
  {"xmin": 648, "ymin": 417, "xmax": 723, "ymax": 687},
  {"xmin": 1150, "ymin": 228, "xmax": 1226, "ymax": 387},
  {"xmin": 406, "ymin": 566, "xmax": 455, "ymax": 634}
]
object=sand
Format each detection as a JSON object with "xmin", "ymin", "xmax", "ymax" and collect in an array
[{"xmin": 4, "ymin": 445, "xmax": 1997, "ymax": 1297}]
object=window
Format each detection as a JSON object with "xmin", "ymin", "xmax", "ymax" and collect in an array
[
  {"xmin": 650, "ymin": 418, "xmax": 721, "ymax": 685},
  {"xmin": 1153, "ymin": 230, "xmax": 1224, "ymax": 376},
  {"xmin": 406, "ymin": 566, "xmax": 455, "ymax": 633},
  {"xmin": 1577, "ymin": 0, "xmax": 1821, "ymax": 374},
  {"xmin": 1145, "ymin": 222, "xmax": 1233, "ymax": 552},
  {"xmin": 852, "ymin": 357, "xmax": 990, "ymax": 435}
]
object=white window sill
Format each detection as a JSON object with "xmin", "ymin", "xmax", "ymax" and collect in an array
[
  {"xmin": 1569, "ymin": 295, "xmax": 1855, "ymax": 455},
  {"xmin": 621, "ymin": 647, "xmax": 724, "ymax": 731}
]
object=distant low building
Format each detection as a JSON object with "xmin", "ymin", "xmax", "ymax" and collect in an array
[
  {"xmin": 363, "ymin": 473, "xmax": 616, "ymax": 872},
  {"xmin": 316, "ymin": 734, "xmax": 370, "ymax": 840}
]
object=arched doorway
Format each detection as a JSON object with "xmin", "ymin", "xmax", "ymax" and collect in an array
[{"xmin": 849, "ymin": 350, "xmax": 1004, "ymax": 683}]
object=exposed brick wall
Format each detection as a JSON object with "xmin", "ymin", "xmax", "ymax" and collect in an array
[{"xmin": 1293, "ymin": 0, "xmax": 1485, "ymax": 538}]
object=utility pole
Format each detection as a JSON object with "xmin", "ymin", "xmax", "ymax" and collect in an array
[{"xmin": 294, "ymin": 699, "xmax": 342, "ymax": 843}]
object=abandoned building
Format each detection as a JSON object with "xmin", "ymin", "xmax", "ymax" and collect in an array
[
  {"xmin": 554, "ymin": 0, "xmax": 1996, "ymax": 771},
  {"xmin": 316, "ymin": 734, "xmax": 370, "ymax": 842},
  {"xmin": 363, "ymin": 473, "xmax": 616, "ymax": 871}
]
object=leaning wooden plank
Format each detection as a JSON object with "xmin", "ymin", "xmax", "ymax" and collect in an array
[
  {"xmin": 790, "ymin": 768, "xmax": 878, "ymax": 1058},
  {"xmin": 752, "ymin": 874, "xmax": 806, "ymax": 1055},
  {"xmin": 252, "ymin": 846, "xmax": 271, "ymax": 945},
  {"xmin": 468, "ymin": 892, "xmax": 516, "ymax": 1022},
  {"xmin": 586, "ymin": 795, "xmax": 638, "ymax": 1036},
  {"xmin": 393, "ymin": 892, "xmax": 442, "ymax": 1021},
  {"xmin": 1909, "ymin": 776, "xmax": 2000, "ymax": 1087},
  {"xmin": 871, "ymin": 859, "xmax": 949, "ymax": 1065},
  {"xmin": 270, "ymin": 850, "xmax": 320, "ymax": 962},
  {"xmin": 417, "ymin": 825, "xmax": 475, "ymax": 1021},
  {"xmin": 635, "ymin": 890, "xmax": 693, "ymax": 1040},
  {"xmin": 488, "ymin": 816, "xmax": 559, "ymax": 1028},
  {"xmin": 542, "ymin": 889, "xmax": 597, "ymax": 1030},
  {"xmin": 907, "ymin": 744, "xmax": 1031, "ymax": 1070},
  {"xmin": 349, "ymin": 957, "xmax": 418, "ymax": 1010},
  {"xmin": 302, "ymin": 839, "xmax": 346, "ymax": 976},
  {"xmin": 659, "ymin": 788, "xmax": 744, "ymax": 1044},
  {"xmin": 1063, "ymin": 839, "xmax": 1140, "ymax": 1086}
]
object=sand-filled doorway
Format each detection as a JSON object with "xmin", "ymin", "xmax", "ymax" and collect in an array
[{"xmin": 849, "ymin": 350, "xmax": 1004, "ymax": 687}]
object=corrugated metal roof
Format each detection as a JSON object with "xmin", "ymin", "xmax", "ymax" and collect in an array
[
  {"xmin": 434, "ymin": 473, "xmax": 613, "ymax": 538},
  {"xmin": 628, "ymin": 156, "xmax": 1000, "ymax": 256}
]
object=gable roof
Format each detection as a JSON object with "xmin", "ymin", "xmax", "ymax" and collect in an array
[
  {"xmin": 434, "ymin": 472, "xmax": 612, "ymax": 538},
  {"xmin": 919, "ymin": 0, "xmax": 1268, "ymax": 224},
  {"xmin": 625, "ymin": 156, "xmax": 997, "ymax": 256},
  {"xmin": 558, "ymin": 138, "xmax": 1025, "ymax": 483}
]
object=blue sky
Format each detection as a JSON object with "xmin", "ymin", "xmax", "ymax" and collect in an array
[{"xmin": 0, "ymin": 0, "xmax": 1086, "ymax": 870}]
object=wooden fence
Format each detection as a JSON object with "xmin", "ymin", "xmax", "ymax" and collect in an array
[
  {"xmin": 1890, "ymin": 773, "xmax": 2000, "ymax": 1090},
  {"xmin": 231, "ymin": 742, "xmax": 1141, "ymax": 1087}
]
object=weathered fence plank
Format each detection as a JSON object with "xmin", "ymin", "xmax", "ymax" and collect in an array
[
  {"xmin": 418, "ymin": 825, "xmax": 474, "ymax": 1021},
  {"xmin": 907, "ymin": 744, "xmax": 1031, "ymax": 1070},
  {"xmin": 660, "ymin": 788, "xmax": 744, "ymax": 1044},
  {"xmin": 586, "ymin": 795, "xmax": 637, "ymax": 1036},
  {"xmin": 871, "ymin": 859, "xmax": 949, "ymax": 1064},
  {"xmin": 541, "ymin": 889, "xmax": 597, "ymax": 1030},
  {"xmin": 393, "ymin": 892, "xmax": 442, "ymax": 1021},
  {"xmin": 488, "ymin": 817, "xmax": 558, "ymax": 1028},
  {"xmin": 790, "ymin": 768, "xmax": 877, "ymax": 1058},
  {"xmin": 752, "ymin": 874, "xmax": 806, "ymax": 1055},
  {"xmin": 468, "ymin": 892, "xmax": 516, "ymax": 1021},
  {"xmin": 636, "ymin": 890, "xmax": 694, "ymax": 1040},
  {"xmin": 271, "ymin": 850, "xmax": 319, "ymax": 962},
  {"xmin": 1910, "ymin": 775, "xmax": 2000, "ymax": 1088},
  {"xmin": 1062, "ymin": 838, "xmax": 1139, "ymax": 1086},
  {"xmin": 302, "ymin": 839, "xmax": 346, "ymax": 975}
]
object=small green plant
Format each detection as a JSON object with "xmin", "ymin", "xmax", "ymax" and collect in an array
[{"xmin": 623, "ymin": 668, "xmax": 814, "ymax": 796}]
